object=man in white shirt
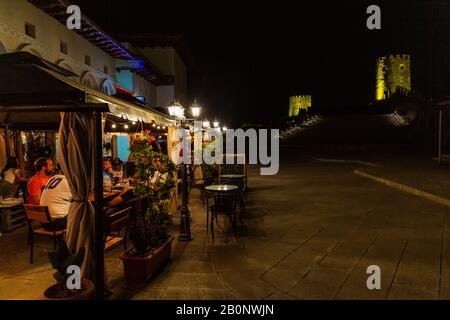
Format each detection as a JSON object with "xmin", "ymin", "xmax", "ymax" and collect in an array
[{"xmin": 39, "ymin": 174, "xmax": 72, "ymax": 230}]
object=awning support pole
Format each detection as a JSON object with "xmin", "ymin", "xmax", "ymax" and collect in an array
[
  {"xmin": 93, "ymin": 111, "xmax": 105, "ymax": 299},
  {"xmin": 438, "ymin": 109, "xmax": 443, "ymax": 165},
  {"xmin": 4, "ymin": 124, "xmax": 10, "ymax": 158}
]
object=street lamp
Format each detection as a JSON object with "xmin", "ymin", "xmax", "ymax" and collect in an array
[
  {"xmin": 167, "ymin": 99, "xmax": 185, "ymax": 118},
  {"xmin": 167, "ymin": 98, "xmax": 202, "ymax": 242},
  {"xmin": 213, "ymin": 121, "xmax": 219, "ymax": 128},
  {"xmin": 190, "ymin": 98, "xmax": 201, "ymax": 118}
]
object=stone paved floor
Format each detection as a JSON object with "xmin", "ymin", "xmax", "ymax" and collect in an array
[
  {"xmin": 2, "ymin": 142, "xmax": 450, "ymax": 299},
  {"xmin": 113, "ymin": 145, "xmax": 450, "ymax": 300}
]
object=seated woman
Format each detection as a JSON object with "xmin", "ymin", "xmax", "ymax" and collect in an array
[
  {"xmin": 1, "ymin": 156, "xmax": 27, "ymax": 198},
  {"xmin": 112, "ymin": 157, "xmax": 123, "ymax": 173}
]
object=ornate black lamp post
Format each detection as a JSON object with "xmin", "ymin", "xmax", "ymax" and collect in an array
[{"xmin": 167, "ymin": 99, "xmax": 202, "ymax": 241}]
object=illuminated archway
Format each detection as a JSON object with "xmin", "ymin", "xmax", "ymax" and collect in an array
[
  {"xmin": 16, "ymin": 43, "xmax": 42, "ymax": 58},
  {"xmin": 80, "ymin": 71, "xmax": 98, "ymax": 90},
  {"xmin": 55, "ymin": 59, "xmax": 74, "ymax": 73},
  {"xmin": 55, "ymin": 59, "xmax": 79, "ymax": 81},
  {"xmin": 0, "ymin": 40, "xmax": 6, "ymax": 54}
]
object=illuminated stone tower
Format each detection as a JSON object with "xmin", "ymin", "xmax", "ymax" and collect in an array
[
  {"xmin": 376, "ymin": 54, "xmax": 411, "ymax": 101},
  {"xmin": 289, "ymin": 95, "xmax": 312, "ymax": 117}
]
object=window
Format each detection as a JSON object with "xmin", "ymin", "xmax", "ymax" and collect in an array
[
  {"xmin": 117, "ymin": 136, "xmax": 130, "ymax": 162},
  {"xmin": 25, "ymin": 22, "xmax": 36, "ymax": 39},
  {"xmin": 399, "ymin": 64, "xmax": 405, "ymax": 70},
  {"xmin": 103, "ymin": 65, "xmax": 109, "ymax": 74},
  {"xmin": 85, "ymin": 55, "xmax": 91, "ymax": 66},
  {"xmin": 60, "ymin": 41, "xmax": 68, "ymax": 54}
]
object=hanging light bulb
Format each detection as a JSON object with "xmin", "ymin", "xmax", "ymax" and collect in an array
[
  {"xmin": 111, "ymin": 124, "xmax": 117, "ymax": 129},
  {"xmin": 124, "ymin": 124, "xmax": 129, "ymax": 129}
]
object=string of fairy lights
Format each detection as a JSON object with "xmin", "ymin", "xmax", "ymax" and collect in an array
[
  {"xmin": 103, "ymin": 112, "xmax": 169, "ymax": 135},
  {"xmin": 102, "ymin": 100, "xmax": 228, "ymax": 136}
]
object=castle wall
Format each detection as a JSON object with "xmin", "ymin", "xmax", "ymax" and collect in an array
[
  {"xmin": 375, "ymin": 54, "xmax": 411, "ymax": 101},
  {"xmin": 289, "ymin": 95, "xmax": 312, "ymax": 117},
  {"xmin": 386, "ymin": 54, "xmax": 411, "ymax": 95},
  {"xmin": 376, "ymin": 57, "xmax": 387, "ymax": 100}
]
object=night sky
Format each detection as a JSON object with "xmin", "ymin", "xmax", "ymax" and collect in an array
[{"xmin": 72, "ymin": 0, "xmax": 447, "ymax": 127}]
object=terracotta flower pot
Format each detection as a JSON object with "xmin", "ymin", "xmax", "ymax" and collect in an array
[
  {"xmin": 120, "ymin": 236, "xmax": 175, "ymax": 286},
  {"xmin": 43, "ymin": 278, "xmax": 95, "ymax": 300}
]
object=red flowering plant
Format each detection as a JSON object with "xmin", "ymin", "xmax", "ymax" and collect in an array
[{"xmin": 130, "ymin": 130, "xmax": 156, "ymax": 153}]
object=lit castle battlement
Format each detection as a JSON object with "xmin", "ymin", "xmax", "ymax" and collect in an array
[
  {"xmin": 376, "ymin": 54, "xmax": 411, "ymax": 101},
  {"xmin": 289, "ymin": 95, "xmax": 312, "ymax": 117}
]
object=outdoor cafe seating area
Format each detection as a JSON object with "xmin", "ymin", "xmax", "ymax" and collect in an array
[
  {"xmin": 0, "ymin": 128, "xmax": 249, "ymax": 295},
  {"xmin": 0, "ymin": 151, "xmax": 249, "ymax": 298},
  {"xmin": 0, "ymin": 121, "xmax": 247, "ymax": 299},
  {"xmin": 190, "ymin": 155, "xmax": 248, "ymax": 240},
  {"xmin": 0, "ymin": 153, "xmax": 248, "ymax": 251},
  {"xmin": 0, "ymin": 52, "xmax": 249, "ymax": 299}
]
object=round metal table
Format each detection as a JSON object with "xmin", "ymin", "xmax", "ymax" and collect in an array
[{"xmin": 205, "ymin": 184, "xmax": 239, "ymax": 192}]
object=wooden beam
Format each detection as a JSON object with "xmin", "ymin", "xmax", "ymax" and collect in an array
[
  {"xmin": 93, "ymin": 111, "xmax": 105, "ymax": 300},
  {"xmin": 0, "ymin": 103, "xmax": 109, "ymax": 113}
]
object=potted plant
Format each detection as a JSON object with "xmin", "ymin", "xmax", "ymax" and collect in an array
[
  {"xmin": 44, "ymin": 239, "xmax": 94, "ymax": 300},
  {"xmin": 130, "ymin": 129, "xmax": 157, "ymax": 153},
  {"xmin": 120, "ymin": 144, "xmax": 177, "ymax": 286}
]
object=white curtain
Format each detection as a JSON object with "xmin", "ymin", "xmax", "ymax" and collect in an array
[{"xmin": 58, "ymin": 112, "xmax": 95, "ymax": 280}]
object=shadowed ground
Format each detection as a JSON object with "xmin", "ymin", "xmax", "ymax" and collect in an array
[{"xmin": 1, "ymin": 114, "xmax": 450, "ymax": 300}]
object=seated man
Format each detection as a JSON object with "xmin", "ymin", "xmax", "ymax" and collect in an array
[
  {"xmin": 105, "ymin": 186, "xmax": 135, "ymax": 207},
  {"xmin": 26, "ymin": 157, "xmax": 54, "ymax": 204},
  {"xmin": 103, "ymin": 158, "xmax": 115, "ymax": 191},
  {"xmin": 39, "ymin": 174, "xmax": 72, "ymax": 231},
  {"xmin": 103, "ymin": 186, "xmax": 135, "ymax": 218}
]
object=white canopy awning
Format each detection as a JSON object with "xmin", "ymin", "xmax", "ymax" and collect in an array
[
  {"xmin": 0, "ymin": 52, "xmax": 175, "ymax": 129},
  {"xmin": 40, "ymin": 66, "xmax": 175, "ymax": 126}
]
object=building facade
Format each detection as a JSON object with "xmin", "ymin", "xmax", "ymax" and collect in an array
[
  {"xmin": 138, "ymin": 46, "xmax": 188, "ymax": 108},
  {"xmin": 375, "ymin": 54, "xmax": 411, "ymax": 101},
  {"xmin": 0, "ymin": 0, "xmax": 117, "ymax": 94},
  {"xmin": 0, "ymin": 0, "xmax": 188, "ymax": 110},
  {"xmin": 0, "ymin": 0, "xmax": 189, "ymax": 166},
  {"xmin": 116, "ymin": 34, "xmax": 191, "ymax": 109}
]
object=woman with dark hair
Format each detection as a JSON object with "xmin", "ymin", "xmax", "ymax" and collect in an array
[
  {"xmin": 1, "ymin": 156, "xmax": 28, "ymax": 198},
  {"xmin": 112, "ymin": 157, "xmax": 123, "ymax": 171}
]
